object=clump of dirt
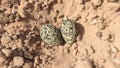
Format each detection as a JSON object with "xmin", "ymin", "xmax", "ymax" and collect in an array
[{"xmin": 0, "ymin": 0, "xmax": 120, "ymax": 68}]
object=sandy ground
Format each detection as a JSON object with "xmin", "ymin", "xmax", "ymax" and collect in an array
[{"xmin": 0, "ymin": 0, "xmax": 120, "ymax": 68}]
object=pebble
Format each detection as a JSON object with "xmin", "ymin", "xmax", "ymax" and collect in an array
[
  {"xmin": 13, "ymin": 56, "xmax": 24, "ymax": 67},
  {"xmin": 96, "ymin": 31, "xmax": 102, "ymax": 38},
  {"xmin": 23, "ymin": 63, "xmax": 32, "ymax": 68},
  {"xmin": 0, "ymin": 56, "xmax": 6, "ymax": 66},
  {"xmin": 91, "ymin": 0, "xmax": 102, "ymax": 6},
  {"xmin": 76, "ymin": 34, "xmax": 81, "ymax": 41},
  {"xmin": 64, "ymin": 48, "xmax": 69, "ymax": 53},
  {"xmin": 16, "ymin": 39, "xmax": 23, "ymax": 48},
  {"xmin": 12, "ymin": 35, "xmax": 18, "ymax": 40},
  {"xmin": 72, "ymin": 49, "xmax": 77, "ymax": 57},
  {"xmin": 64, "ymin": 43, "xmax": 71, "ymax": 49},
  {"xmin": 34, "ymin": 56, "xmax": 40, "ymax": 67},
  {"xmin": 0, "ymin": 13, "xmax": 9, "ymax": 24},
  {"xmin": 29, "ymin": 0, "xmax": 33, "ymax": 3},
  {"xmin": 104, "ymin": 60, "xmax": 118, "ymax": 68},
  {"xmin": 110, "ymin": 46, "xmax": 119, "ymax": 53},
  {"xmin": 108, "ymin": 0, "xmax": 116, "ymax": 2},
  {"xmin": 75, "ymin": 59, "xmax": 93, "ymax": 68},
  {"xmin": 2, "ymin": 49, "xmax": 12, "ymax": 57},
  {"xmin": 0, "ymin": 29, "xmax": 5, "ymax": 34},
  {"xmin": 9, "ymin": 14, "xmax": 15, "ymax": 22},
  {"xmin": 15, "ymin": 15, "xmax": 20, "ymax": 22},
  {"xmin": 24, "ymin": 52, "xmax": 33, "ymax": 60},
  {"xmin": 98, "ymin": 23, "xmax": 105, "ymax": 30},
  {"xmin": 18, "ymin": 7, "xmax": 27, "ymax": 18},
  {"xmin": 34, "ymin": 2, "xmax": 40, "ymax": 11},
  {"xmin": 1, "ymin": 35, "xmax": 12, "ymax": 44}
]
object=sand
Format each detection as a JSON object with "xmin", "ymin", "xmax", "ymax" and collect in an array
[{"xmin": 0, "ymin": 0, "xmax": 120, "ymax": 68}]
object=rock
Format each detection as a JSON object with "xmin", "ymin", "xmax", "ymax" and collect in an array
[
  {"xmin": 12, "ymin": 35, "xmax": 18, "ymax": 40},
  {"xmin": 0, "ymin": 13, "xmax": 9, "ymax": 24},
  {"xmin": 2, "ymin": 49, "xmax": 12, "ymax": 57},
  {"xmin": 29, "ymin": 0, "xmax": 33, "ymax": 3},
  {"xmin": 0, "ymin": 29, "xmax": 5, "ymax": 34},
  {"xmin": 0, "ymin": 56, "xmax": 5, "ymax": 66},
  {"xmin": 110, "ymin": 46, "xmax": 119, "ymax": 53},
  {"xmin": 16, "ymin": 39, "xmax": 23, "ymax": 48},
  {"xmin": 72, "ymin": 49, "xmax": 77, "ymax": 57},
  {"xmin": 15, "ymin": 15, "xmax": 20, "ymax": 22},
  {"xmin": 96, "ymin": 31, "xmax": 102, "ymax": 38},
  {"xmin": 18, "ymin": 7, "xmax": 27, "ymax": 18},
  {"xmin": 76, "ymin": 34, "xmax": 81, "ymax": 41},
  {"xmin": 24, "ymin": 52, "xmax": 33, "ymax": 60},
  {"xmin": 9, "ymin": 14, "xmax": 15, "ymax": 22},
  {"xmin": 34, "ymin": 2, "xmax": 40, "ymax": 11},
  {"xmin": 1, "ymin": 35, "xmax": 12, "ymax": 44},
  {"xmin": 23, "ymin": 63, "xmax": 32, "ymax": 68},
  {"xmin": 91, "ymin": 0, "xmax": 102, "ymax": 6},
  {"xmin": 104, "ymin": 60, "xmax": 117, "ymax": 68},
  {"xmin": 75, "ymin": 59, "xmax": 93, "ymax": 68},
  {"xmin": 13, "ymin": 56, "xmax": 24, "ymax": 67},
  {"xmin": 108, "ymin": 0, "xmax": 117, "ymax": 2},
  {"xmin": 34, "ymin": 56, "xmax": 40, "ymax": 67}
]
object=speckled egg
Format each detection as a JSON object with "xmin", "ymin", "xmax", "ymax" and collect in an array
[
  {"xmin": 40, "ymin": 24, "xmax": 63, "ymax": 45},
  {"xmin": 61, "ymin": 19, "xmax": 76, "ymax": 44}
]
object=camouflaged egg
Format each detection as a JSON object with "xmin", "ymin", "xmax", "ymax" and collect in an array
[
  {"xmin": 61, "ymin": 19, "xmax": 76, "ymax": 44},
  {"xmin": 40, "ymin": 24, "xmax": 63, "ymax": 45}
]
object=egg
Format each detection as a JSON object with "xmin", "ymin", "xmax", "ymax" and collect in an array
[
  {"xmin": 40, "ymin": 24, "xmax": 63, "ymax": 45},
  {"xmin": 61, "ymin": 19, "xmax": 76, "ymax": 44}
]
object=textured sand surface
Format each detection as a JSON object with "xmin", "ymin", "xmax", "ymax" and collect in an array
[{"xmin": 0, "ymin": 0, "xmax": 120, "ymax": 68}]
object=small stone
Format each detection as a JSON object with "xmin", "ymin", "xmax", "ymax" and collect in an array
[
  {"xmin": 76, "ymin": 34, "xmax": 81, "ymax": 41},
  {"xmin": 12, "ymin": 35, "xmax": 18, "ymax": 40},
  {"xmin": 1, "ymin": 35, "xmax": 12, "ymax": 44},
  {"xmin": 98, "ymin": 23, "xmax": 105, "ymax": 30},
  {"xmin": 29, "ymin": 0, "xmax": 33, "ymax": 3},
  {"xmin": 26, "ymin": 34, "xmax": 32, "ymax": 40},
  {"xmin": 91, "ymin": 0, "xmax": 102, "ymax": 6},
  {"xmin": 23, "ymin": 63, "xmax": 32, "ymax": 68},
  {"xmin": 2, "ymin": 49, "xmax": 12, "ymax": 57},
  {"xmin": 0, "ymin": 13, "xmax": 9, "ymax": 24},
  {"xmin": 34, "ymin": 2, "xmax": 40, "ymax": 11},
  {"xmin": 0, "ymin": 29, "xmax": 5, "ymax": 34},
  {"xmin": 0, "ymin": 56, "xmax": 6, "ymax": 66},
  {"xmin": 104, "ymin": 60, "xmax": 117, "ymax": 68},
  {"xmin": 24, "ymin": 52, "xmax": 33, "ymax": 60},
  {"xmin": 15, "ymin": 15, "xmax": 20, "ymax": 22},
  {"xmin": 96, "ymin": 31, "xmax": 102, "ymax": 38},
  {"xmin": 64, "ymin": 43, "xmax": 71, "ymax": 48},
  {"xmin": 108, "ymin": 0, "xmax": 117, "ymax": 2},
  {"xmin": 71, "ymin": 43, "xmax": 78, "ymax": 50},
  {"xmin": 75, "ymin": 59, "xmax": 93, "ymax": 68},
  {"xmin": 9, "ymin": 14, "xmax": 15, "ymax": 22},
  {"xmin": 16, "ymin": 39, "xmax": 23, "ymax": 48},
  {"xmin": 72, "ymin": 49, "xmax": 77, "ymax": 57},
  {"xmin": 11, "ymin": 10, "xmax": 17, "ymax": 15},
  {"xmin": 110, "ymin": 46, "xmax": 119, "ymax": 53},
  {"xmin": 18, "ymin": 7, "xmax": 27, "ymax": 18},
  {"xmin": 13, "ymin": 56, "xmax": 24, "ymax": 67},
  {"xmin": 34, "ymin": 56, "xmax": 40, "ymax": 67},
  {"xmin": 64, "ymin": 48, "xmax": 69, "ymax": 53}
]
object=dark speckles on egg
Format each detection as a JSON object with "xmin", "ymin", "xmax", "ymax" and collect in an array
[{"xmin": 40, "ymin": 24, "xmax": 63, "ymax": 45}]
